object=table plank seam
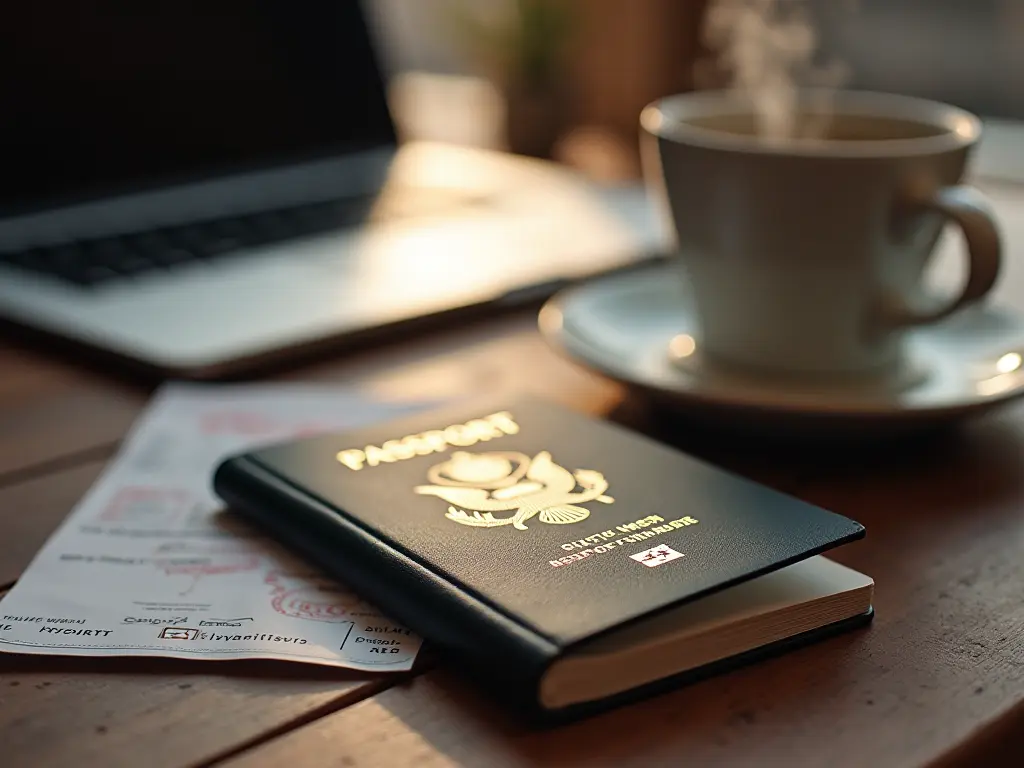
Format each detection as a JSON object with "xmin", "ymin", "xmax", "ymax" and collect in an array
[
  {"xmin": 0, "ymin": 443, "xmax": 118, "ymax": 491},
  {"xmin": 196, "ymin": 671, "xmax": 419, "ymax": 768}
]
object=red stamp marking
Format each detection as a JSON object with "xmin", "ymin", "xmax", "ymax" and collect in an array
[
  {"xmin": 265, "ymin": 571, "xmax": 359, "ymax": 623},
  {"xmin": 199, "ymin": 410, "xmax": 332, "ymax": 438},
  {"xmin": 199, "ymin": 411, "xmax": 280, "ymax": 436},
  {"xmin": 271, "ymin": 589, "xmax": 351, "ymax": 622},
  {"xmin": 155, "ymin": 547, "xmax": 264, "ymax": 596},
  {"xmin": 157, "ymin": 555, "xmax": 262, "ymax": 578},
  {"xmin": 98, "ymin": 487, "xmax": 191, "ymax": 524}
]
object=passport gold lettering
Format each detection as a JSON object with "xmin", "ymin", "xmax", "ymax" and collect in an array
[
  {"xmin": 560, "ymin": 517, "xmax": 668, "ymax": 551},
  {"xmin": 336, "ymin": 412, "xmax": 520, "ymax": 471},
  {"xmin": 381, "ymin": 439, "xmax": 417, "ymax": 461},
  {"xmin": 615, "ymin": 515, "xmax": 665, "ymax": 533},
  {"xmin": 550, "ymin": 549, "xmax": 596, "ymax": 567},
  {"xmin": 364, "ymin": 445, "xmax": 393, "ymax": 466},
  {"xmin": 551, "ymin": 516, "xmax": 699, "ymax": 568}
]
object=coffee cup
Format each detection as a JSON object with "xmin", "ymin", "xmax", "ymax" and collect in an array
[{"xmin": 640, "ymin": 89, "xmax": 1002, "ymax": 386}]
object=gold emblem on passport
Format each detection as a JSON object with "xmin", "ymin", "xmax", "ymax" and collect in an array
[{"xmin": 414, "ymin": 450, "xmax": 613, "ymax": 531}]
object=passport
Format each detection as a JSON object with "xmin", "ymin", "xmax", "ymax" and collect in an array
[{"xmin": 213, "ymin": 396, "xmax": 873, "ymax": 721}]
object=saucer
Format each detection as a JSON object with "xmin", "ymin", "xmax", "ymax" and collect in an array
[{"xmin": 538, "ymin": 265, "xmax": 1024, "ymax": 437}]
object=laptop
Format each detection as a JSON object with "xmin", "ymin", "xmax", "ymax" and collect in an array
[{"xmin": 0, "ymin": 1, "xmax": 665, "ymax": 379}]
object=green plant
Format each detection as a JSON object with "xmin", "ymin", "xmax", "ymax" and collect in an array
[{"xmin": 449, "ymin": 0, "xmax": 573, "ymax": 90}]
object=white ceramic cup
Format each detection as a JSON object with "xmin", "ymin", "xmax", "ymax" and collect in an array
[{"xmin": 640, "ymin": 90, "xmax": 1002, "ymax": 385}]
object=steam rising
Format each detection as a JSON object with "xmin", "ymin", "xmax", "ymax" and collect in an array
[{"xmin": 700, "ymin": 0, "xmax": 853, "ymax": 142}]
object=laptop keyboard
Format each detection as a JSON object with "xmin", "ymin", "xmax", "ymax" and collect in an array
[{"xmin": 0, "ymin": 197, "xmax": 376, "ymax": 288}]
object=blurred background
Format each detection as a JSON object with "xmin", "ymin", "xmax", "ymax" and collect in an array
[
  {"xmin": 4, "ymin": 0, "xmax": 1024, "ymax": 379},
  {"xmin": 371, "ymin": 0, "xmax": 1024, "ymax": 179},
  {"xmin": 370, "ymin": 0, "xmax": 707, "ymax": 180}
]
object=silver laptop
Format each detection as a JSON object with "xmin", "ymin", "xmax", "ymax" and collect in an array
[{"xmin": 0, "ymin": 1, "xmax": 664, "ymax": 379}]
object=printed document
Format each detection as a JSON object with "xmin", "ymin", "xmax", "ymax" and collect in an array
[{"xmin": 0, "ymin": 383, "xmax": 430, "ymax": 671}]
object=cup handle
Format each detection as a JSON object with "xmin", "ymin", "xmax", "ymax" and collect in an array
[{"xmin": 884, "ymin": 185, "xmax": 1001, "ymax": 328}]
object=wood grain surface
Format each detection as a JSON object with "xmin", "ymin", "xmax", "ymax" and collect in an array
[
  {"xmin": 0, "ymin": 314, "xmax": 615, "ymax": 768},
  {"xmin": 0, "ymin": 343, "xmax": 146, "ymax": 480},
  {"xmin": 1, "ymin": 310, "xmax": 1022, "ymax": 767},
  {"xmin": 219, "ymin": 405, "xmax": 1024, "ymax": 768},
  {"xmin": 0, "ymin": 649, "xmax": 400, "ymax": 768}
]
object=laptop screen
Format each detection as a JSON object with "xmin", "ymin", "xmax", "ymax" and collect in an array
[{"xmin": 0, "ymin": 0, "xmax": 396, "ymax": 217}]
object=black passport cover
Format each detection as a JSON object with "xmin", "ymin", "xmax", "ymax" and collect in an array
[{"xmin": 213, "ymin": 396, "xmax": 867, "ymax": 721}]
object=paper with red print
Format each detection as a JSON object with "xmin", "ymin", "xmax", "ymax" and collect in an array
[{"xmin": 0, "ymin": 383, "xmax": 427, "ymax": 670}]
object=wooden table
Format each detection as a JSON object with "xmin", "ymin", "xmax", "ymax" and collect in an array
[{"xmin": 2, "ymin": 291, "xmax": 1024, "ymax": 767}]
